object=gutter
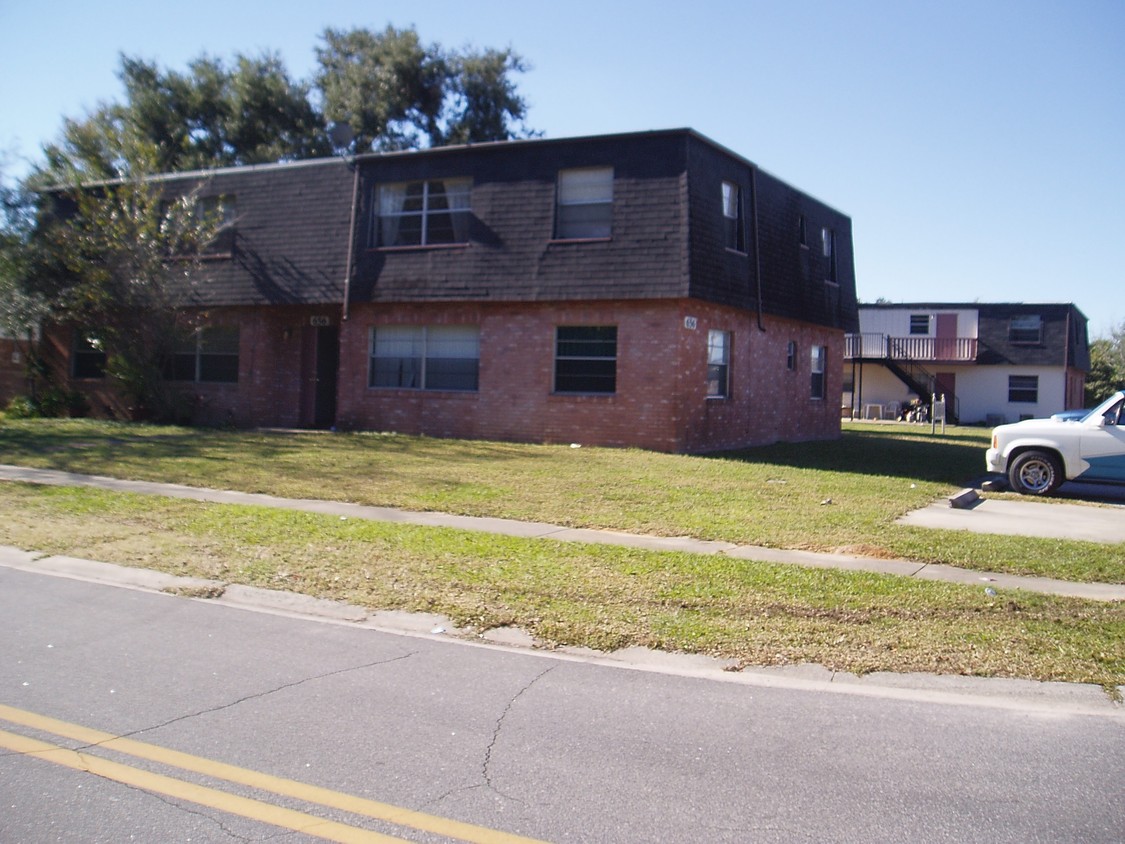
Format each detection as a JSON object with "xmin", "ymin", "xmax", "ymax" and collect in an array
[
  {"xmin": 750, "ymin": 166, "xmax": 765, "ymax": 332},
  {"xmin": 341, "ymin": 160, "xmax": 360, "ymax": 322}
]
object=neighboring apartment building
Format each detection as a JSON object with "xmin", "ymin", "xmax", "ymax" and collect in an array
[
  {"xmin": 15, "ymin": 129, "xmax": 859, "ymax": 452},
  {"xmin": 844, "ymin": 302, "xmax": 1089, "ymax": 424}
]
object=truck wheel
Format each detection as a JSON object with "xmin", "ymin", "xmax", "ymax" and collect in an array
[{"xmin": 1007, "ymin": 450, "xmax": 1063, "ymax": 496}]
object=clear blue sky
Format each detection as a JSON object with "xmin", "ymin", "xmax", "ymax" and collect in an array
[{"xmin": 2, "ymin": 0, "xmax": 1122, "ymax": 336}]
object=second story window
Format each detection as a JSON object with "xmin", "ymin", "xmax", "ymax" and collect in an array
[
  {"xmin": 721, "ymin": 182, "xmax": 745, "ymax": 252},
  {"xmin": 1009, "ymin": 315, "xmax": 1042, "ymax": 344},
  {"xmin": 556, "ymin": 167, "xmax": 613, "ymax": 240},
  {"xmin": 910, "ymin": 314, "xmax": 931, "ymax": 335},
  {"xmin": 822, "ymin": 227, "xmax": 837, "ymax": 284},
  {"xmin": 375, "ymin": 179, "xmax": 471, "ymax": 248}
]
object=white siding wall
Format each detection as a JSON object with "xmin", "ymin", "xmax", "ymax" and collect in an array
[
  {"xmin": 857, "ymin": 308, "xmax": 979, "ymax": 338},
  {"xmin": 845, "ymin": 361, "xmax": 1069, "ymax": 424}
]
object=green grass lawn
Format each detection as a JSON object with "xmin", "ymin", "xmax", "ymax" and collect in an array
[
  {"xmin": 1, "ymin": 482, "xmax": 1121, "ymax": 689},
  {"xmin": 1, "ymin": 417, "xmax": 1121, "ymax": 583},
  {"xmin": 1, "ymin": 417, "xmax": 1123, "ymax": 688}
]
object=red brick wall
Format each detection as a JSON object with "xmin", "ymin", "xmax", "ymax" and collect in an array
[
  {"xmin": 0, "ymin": 337, "xmax": 30, "ymax": 407},
  {"xmin": 24, "ymin": 301, "xmax": 842, "ymax": 450},
  {"xmin": 337, "ymin": 300, "xmax": 843, "ymax": 452}
]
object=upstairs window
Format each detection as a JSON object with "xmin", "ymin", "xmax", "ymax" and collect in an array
[
  {"xmin": 556, "ymin": 168, "xmax": 613, "ymax": 240},
  {"xmin": 375, "ymin": 179, "xmax": 471, "ymax": 247},
  {"xmin": 1009, "ymin": 315, "xmax": 1042, "ymax": 344},
  {"xmin": 909, "ymin": 314, "xmax": 931, "ymax": 335},
  {"xmin": 798, "ymin": 215, "xmax": 808, "ymax": 248},
  {"xmin": 554, "ymin": 326, "xmax": 617, "ymax": 393},
  {"xmin": 721, "ymin": 182, "xmax": 745, "ymax": 252},
  {"xmin": 369, "ymin": 325, "xmax": 479, "ymax": 391},
  {"xmin": 810, "ymin": 345, "xmax": 827, "ymax": 399},
  {"xmin": 786, "ymin": 340, "xmax": 797, "ymax": 371},
  {"xmin": 707, "ymin": 330, "xmax": 731, "ymax": 397},
  {"xmin": 822, "ymin": 227, "xmax": 837, "ymax": 284},
  {"xmin": 167, "ymin": 326, "xmax": 240, "ymax": 383},
  {"xmin": 163, "ymin": 194, "xmax": 236, "ymax": 256},
  {"xmin": 199, "ymin": 195, "xmax": 237, "ymax": 254}
]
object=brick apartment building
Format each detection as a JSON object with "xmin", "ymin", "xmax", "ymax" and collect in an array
[{"xmin": 15, "ymin": 129, "xmax": 858, "ymax": 452}]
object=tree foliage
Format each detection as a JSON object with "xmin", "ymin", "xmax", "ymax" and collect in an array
[
  {"xmin": 38, "ymin": 52, "xmax": 327, "ymax": 182},
  {"xmin": 314, "ymin": 25, "xmax": 446, "ymax": 152},
  {"xmin": 24, "ymin": 167, "xmax": 227, "ymax": 419},
  {"xmin": 1085, "ymin": 325, "xmax": 1125, "ymax": 405},
  {"xmin": 35, "ymin": 26, "xmax": 535, "ymax": 181},
  {"xmin": 0, "ymin": 169, "xmax": 50, "ymax": 388},
  {"xmin": 9, "ymin": 25, "xmax": 535, "ymax": 417}
]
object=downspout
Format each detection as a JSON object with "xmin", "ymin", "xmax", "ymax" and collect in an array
[
  {"xmin": 1064, "ymin": 307, "xmax": 1073, "ymax": 409},
  {"xmin": 750, "ymin": 166, "xmax": 765, "ymax": 332},
  {"xmin": 341, "ymin": 159, "xmax": 360, "ymax": 322}
]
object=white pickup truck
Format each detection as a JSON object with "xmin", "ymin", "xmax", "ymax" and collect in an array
[{"xmin": 985, "ymin": 390, "xmax": 1125, "ymax": 495}]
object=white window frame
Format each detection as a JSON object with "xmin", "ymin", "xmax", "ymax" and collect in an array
[
  {"xmin": 810, "ymin": 345, "xmax": 827, "ymax": 399},
  {"xmin": 1008, "ymin": 374, "xmax": 1039, "ymax": 403},
  {"xmin": 369, "ymin": 325, "xmax": 480, "ymax": 391},
  {"xmin": 168, "ymin": 326, "xmax": 240, "ymax": 384},
  {"xmin": 721, "ymin": 182, "xmax": 745, "ymax": 253},
  {"xmin": 555, "ymin": 167, "xmax": 613, "ymax": 240},
  {"xmin": 554, "ymin": 325, "xmax": 617, "ymax": 393},
  {"xmin": 707, "ymin": 329, "xmax": 731, "ymax": 398},
  {"xmin": 909, "ymin": 314, "xmax": 931, "ymax": 335},
  {"xmin": 1009, "ymin": 315, "xmax": 1043, "ymax": 345},
  {"xmin": 821, "ymin": 228, "xmax": 838, "ymax": 284},
  {"xmin": 374, "ymin": 179, "xmax": 471, "ymax": 248}
]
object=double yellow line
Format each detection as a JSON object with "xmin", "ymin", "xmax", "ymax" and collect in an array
[{"xmin": 0, "ymin": 703, "xmax": 547, "ymax": 844}]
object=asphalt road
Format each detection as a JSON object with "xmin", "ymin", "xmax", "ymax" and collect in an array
[{"xmin": 3, "ymin": 564, "xmax": 1123, "ymax": 843}]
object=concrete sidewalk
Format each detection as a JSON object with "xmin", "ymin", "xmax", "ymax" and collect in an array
[{"xmin": 1, "ymin": 463, "xmax": 1123, "ymax": 601}]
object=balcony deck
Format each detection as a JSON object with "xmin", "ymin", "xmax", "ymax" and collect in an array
[{"xmin": 845, "ymin": 333, "xmax": 977, "ymax": 362}]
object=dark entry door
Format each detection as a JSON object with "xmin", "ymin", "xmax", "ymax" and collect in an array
[{"xmin": 313, "ymin": 327, "xmax": 339, "ymax": 429}]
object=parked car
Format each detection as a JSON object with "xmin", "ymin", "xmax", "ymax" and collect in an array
[
  {"xmin": 985, "ymin": 391, "xmax": 1125, "ymax": 495},
  {"xmin": 1050, "ymin": 408, "xmax": 1093, "ymax": 421}
]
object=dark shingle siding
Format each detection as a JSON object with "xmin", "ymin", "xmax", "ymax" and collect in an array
[
  {"xmin": 976, "ymin": 303, "xmax": 1086, "ymax": 367},
  {"xmin": 158, "ymin": 158, "xmax": 355, "ymax": 307},
  {"xmin": 863, "ymin": 302, "xmax": 1090, "ymax": 370},
  {"xmin": 145, "ymin": 130, "xmax": 856, "ymax": 331},
  {"xmin": 352, "ymin": 133, "xmax": 691, "ymax": 304}
]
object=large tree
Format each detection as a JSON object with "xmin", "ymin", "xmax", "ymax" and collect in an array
[
  {"xmin": 25, "ymin": 165, "xmax": 227, "ymax": 419},
  {"xmin": 313, "ymin": 25, "xmax": 535, "ymax": 153},
  {"xmin": 314, "ymin": 25, "xmax": 447, "ymax": 153},
  {"xmin": 0, "ymin": 170, "xmax": 49, "ymax": 366},
  {"xmin": 440, "ymin": 47, "xmax": 534, "ymax": 146},
  {"xmin": 1085, "ymin": 324, "xmax": 1125, "ymax": 405},
  {"xmin": 38, "ymin": 27, "xmax": 536, "ymax": 180},
  {"xmin": 38, "ymin": 51, "xmax": 328, "ymax": 182}
]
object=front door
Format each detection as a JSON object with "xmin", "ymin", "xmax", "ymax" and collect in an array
[
  {"xmin": 935, "ymin": 313, "xmax": 958, "ymax": 360},
  {"xmin": 935, "ymin": 371, "xmax": 956, "ymax": 421},
  {"xmin": 313, "ymin": 326, "xmax": 339, "ymax": 429}
]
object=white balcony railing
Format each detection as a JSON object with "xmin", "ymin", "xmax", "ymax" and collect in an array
[{"xmin": 844, "ymin": 334, "xmax": 977, "ymax": 362}]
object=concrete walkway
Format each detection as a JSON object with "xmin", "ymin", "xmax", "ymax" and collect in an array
[{"xmin": 1, "ymin": 463, "xmax": 1123, "ymax": 602}]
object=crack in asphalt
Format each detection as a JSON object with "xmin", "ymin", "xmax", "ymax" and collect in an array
[
  {"xmin": 483, "ymin": 664, "xmax": 556, "ymax": 791},
  {"xmin": 89, "ymin": 650, "xmax": 418, "ymax": 748},
  {"xmin": 430, "ymin": 663, "xmax": 557, "ymax": 810}
]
